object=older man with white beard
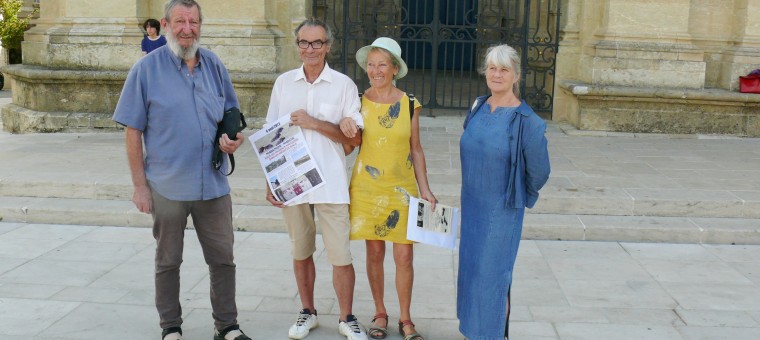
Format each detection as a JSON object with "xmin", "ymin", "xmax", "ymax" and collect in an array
[{"xmin": 112, "ymin": 1, "xmax": 252, "ymax": 340}]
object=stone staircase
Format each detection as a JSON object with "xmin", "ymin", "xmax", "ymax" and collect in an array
[
  {"xmin": 2, "ymin": 117, "xmax": 760, "ymax": 245},
  {"xmin": 2, "ymin": 165, "xmax": 759, "ymax": 245}
]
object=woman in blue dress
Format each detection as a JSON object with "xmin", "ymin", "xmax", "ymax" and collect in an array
[{"xmin": 457, "ymin": 44, "xmax": 551, "ymax": 340}]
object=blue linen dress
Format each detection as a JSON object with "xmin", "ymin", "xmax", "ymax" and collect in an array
[{"xmin": 457, "ymin": 103, "xmax": 526, "ymax": 340}]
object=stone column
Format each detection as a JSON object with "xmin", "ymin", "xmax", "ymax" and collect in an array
[
  {"xmin": 590, "ymin": 0, "xmax": 705, "ymax": 89},
  {"xmin": 688, "ymin": 0, "xmax": 735, "ymax": 88},
  {"xmin": 551, "ymin": 0, "xmax": 585, "ymax": 125},
  {"xmin": 22, "ymin": 0, "xmax": 147, "ymax": 70},
  {"xmin": 1, "ymin": 0, "xmax": 291, "ymax": 133}
]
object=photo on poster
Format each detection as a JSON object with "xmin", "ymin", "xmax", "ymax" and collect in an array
[{"xmin": 407, "ymin": 197, "xmax": 460, "ymax": 249}]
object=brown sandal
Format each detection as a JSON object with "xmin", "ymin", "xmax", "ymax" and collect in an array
[
  {"xmin": 398, "ymin": 320, "xmax": 424, "ymax": 340},
  {"xmin": 368, "ymin": 312, "xmax": 388, "ymax": 339}
]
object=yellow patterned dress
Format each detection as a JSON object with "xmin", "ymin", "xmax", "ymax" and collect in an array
[{"xmin": 349, "ymin": 94, "xmax": 422, "ymax": 244}]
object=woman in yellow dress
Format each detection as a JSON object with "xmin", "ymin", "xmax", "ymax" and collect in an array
[{"xmin": 339, "ymin": 37, "xmax": 436, "ymax": 340}]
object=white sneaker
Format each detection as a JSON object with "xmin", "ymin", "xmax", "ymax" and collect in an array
[
  {"xmin": 289, "ymin": 308, "xmax": 319, "ymax": 339},
  {"xmin": 163, "ymin": 332, "xmax": 182, "ymax": 340},
  {"xmin": 338, "ymin": 314, "xmax": 367, "ymax": 340}
]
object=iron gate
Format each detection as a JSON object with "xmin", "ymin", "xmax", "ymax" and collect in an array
[{"xmin": 313, "ymin": 0, "xmax": 561, "ymax": 117}]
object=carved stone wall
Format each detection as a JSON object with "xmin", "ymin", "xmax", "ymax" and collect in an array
[
  {"xmin": 2, "ymin": 0, "xmax": 310, "ymax": 133},
  {"xmin": 554, "ymin": 0, "xmax": 760, "ymax": 136}
]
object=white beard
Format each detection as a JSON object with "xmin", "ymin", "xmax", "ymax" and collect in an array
[{"xmin": 165, "ymin": 29, "xmax": 200, "ymax": 60}]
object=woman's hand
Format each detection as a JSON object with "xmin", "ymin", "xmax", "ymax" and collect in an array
[
  {"xmin": 421, "ymin": 189, "xmax": 437, "ymax": 211},
  {"xmin": 339, "ymin": 117, "xmax": 358, "ymax": 138}
]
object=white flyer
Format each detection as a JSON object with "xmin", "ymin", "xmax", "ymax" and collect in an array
[
  {"xmin": 406, "ymin": 197, "xmax": 460, "ymax": 249},
  {"xmin": 248, "ymin": 115, "xmax": 325, "ymax": 205}
]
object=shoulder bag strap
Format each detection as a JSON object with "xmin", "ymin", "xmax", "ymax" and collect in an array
[{"xmin": 408, "ymin": 93, "xmax": 415, "ymax": 119}]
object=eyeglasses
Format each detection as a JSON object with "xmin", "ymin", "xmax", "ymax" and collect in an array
[{"xmin": 297, "ymin": 40, "xmax": 326, "ymax": 49}]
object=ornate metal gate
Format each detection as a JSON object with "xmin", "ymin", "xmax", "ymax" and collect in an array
[{"xmin": 313, "ymin": 0, "xmax": 562, "ymax": 117}]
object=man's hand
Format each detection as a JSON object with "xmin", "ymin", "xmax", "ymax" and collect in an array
[
  {"xmin": 219, "ymin": 132, "xmax": 244, "ymax": 154},
  {"xmin": 290, "ymin": 110, "xmax": 319, "ymax": 130},
  {"xmin": 133, "ymin": 185, "xmax": 153, "ymax": 214},
  {"xmin": 266, "ymin": 187, "xmax": 285, "ymax": 208},
  {"xmin": 339, "ymin": 117, "xmax": 358, "ymax": 138}
]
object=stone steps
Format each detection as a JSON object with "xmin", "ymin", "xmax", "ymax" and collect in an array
[
  {"xmin": 1, "ymin": 194, "xmax": 759, "ymax": 244},
  {"xmin": 0, "ymin": 196, "xmax": 284, "ymax": 232},
  {"xmin": 1, "ymin": 177, "xmax": 759, "ymax": 219}
]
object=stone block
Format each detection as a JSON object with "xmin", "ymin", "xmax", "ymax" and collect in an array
[
  {"xmin": 606, "ymin": 0, "xmax": 690, "ymax": 34},
  {"xmin": 48, "ymin": 44, "xmax": 140, "ymax": 71},
  {"xmin": 91, "ymin": 114, "xmax": 119, "ymax": 130},
  {"xmin": 560, "ymin": 81, "xmax": 760, "ymax": 135},
  {"xmin": 0, "ymin": 65, "xmax": 278, "ymax": 133},
  {"xmin": 209, "ymin": 45, "xmax": 278, "ymax": 73},
  {"xmin": 40, "ymin": 112, "xmax": 70, "ymax": 132},
  {"xmin": 0, "ymin": 106, "xmax": 20, "ymax": 133},
  {"xmin": 523, "ymin": 213, "xmax": 585, "ymax": 241},
  {"xmin": 592, "ymin": 57, "xmax": 706, "ymax": 88},
  {"xmin": 744, "ymin": 112, "xmax": 760, "ymax": 138},
  {"xmin": 68, "ymin": 112, "xmax": 94, "ymax": 129}
]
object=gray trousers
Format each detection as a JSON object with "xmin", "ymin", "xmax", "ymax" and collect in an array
[{"xmin": 151, "ymin": 190, "xmax": 238, "ymax": 330}]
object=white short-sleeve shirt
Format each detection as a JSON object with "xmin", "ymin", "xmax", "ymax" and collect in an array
[{"xmin": 266, "ymin": 63, "xmax": 363, "ymax": 204}]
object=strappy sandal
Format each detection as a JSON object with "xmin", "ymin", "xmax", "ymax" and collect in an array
[
  {"xmin": 398, "ymin": 320, "xmax": 424, "ymax": 340},
  {"xmin": 368, "ymin": 312, "xmax": 388, "ymax": 339}
]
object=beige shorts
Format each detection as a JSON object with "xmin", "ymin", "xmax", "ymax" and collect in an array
[{"xmin": 282, "ymin": 203, "xmax": 352, "ymax": 266}]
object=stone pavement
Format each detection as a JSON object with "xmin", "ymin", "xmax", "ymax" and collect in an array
[
  {"xmin": 1, "ymin": 221, "xmax": 759, "ymax": 339},
  {"xmin": 1, "ymin": 88, "xmax": 760, "ymax": 338}
]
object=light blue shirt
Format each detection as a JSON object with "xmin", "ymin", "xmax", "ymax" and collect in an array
[{"xmin": 113, "ymin": 45, "xmax": 239, "ymax": 201}]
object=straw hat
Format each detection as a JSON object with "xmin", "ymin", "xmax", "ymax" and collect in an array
[{"xmin": 355, "ymin": 37, "xmax": 408, "ymax": 80}]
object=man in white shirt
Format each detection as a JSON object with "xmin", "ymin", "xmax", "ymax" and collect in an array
[{"xmin": 264, "ymin": 18, "xmax": 367, "ymax": 340}]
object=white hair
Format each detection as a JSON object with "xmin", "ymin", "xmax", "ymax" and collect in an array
[{"xmin": 481, "ymin": 44, "xmax": 522, "ymax": 97}]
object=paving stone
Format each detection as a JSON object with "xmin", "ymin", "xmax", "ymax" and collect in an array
[
  {"xmin": 546, "ymin": 257, "xmax": 652, "ymax": 281},
  {"xmin": 637, "ymin": 259, "xmax": 753, "ymax": 285},
  {"xmin": 529, "ymin": 306, "xmax": 610, "ymax": 324},
  {"xmin": 603, "ymin": 308, "xmax": 684, "ymax": 326},
  {"xmin": 523, "ymin": 213, "xmax": 585, "ymax": 241},
  {"xmin": 36, "ymin": 303, "xmax": 157, "ymax": 339},
  {"xmin": 559, "ymin": 279, "xmax": 678, "ymax": 309},
  {"xmin": 51, "ymin": 286, "xmax": 131, "ymax": 304},
  {"xmin": 39, "ymin": 240, "xmax": 149, "ymax": 263},
  {"xmin": 0, "ymin": 298, "xmax": 80, "ymax": 337},
  {"xmin": 675, "ymin": 308, "xmax": 759, "ymax": 327},
  {"xmin": 620, "ymin": 242, "xmax": 722, "ymax": 262},
  {"xmin": 555, "ymin": 323, "xmax": 683, "ymax": 340},
  {"xmin": 0, "ymin": 259, "xmax": 118, "ymax": 287},
  {"xmin": 660, "ymin": 282, "xmax": 760, "ymax": 311},
  {"xmin": 0, "ymin": 283, "xmax": 65, "ymax": 299},
  {"xmin": 0, "ymin": 257, "xmax": 27, "ymax": 275},
  {"xmin": 0, "ymin": 235, "xmax": 71, "ymax": 259},
  {"xmin": 628, "ymin": 188, "xmax": 747, "ymax": 218},
  {"xmin": 676, "ymin": 326, "xmax": 760, "ymax": 340},
  {"xmin": 692, "ymin": 217, "xmax": 760, "ymax": 244},
  {"xmin": 580, "ymin": 215, "xmax": 701, "ymax": 243}
]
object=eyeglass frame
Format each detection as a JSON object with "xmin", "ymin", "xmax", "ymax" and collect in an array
[{"xmin": 297, "ymin": 39, "xmax": 327, "ymax": 50}]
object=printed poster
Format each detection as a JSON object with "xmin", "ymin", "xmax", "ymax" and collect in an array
[{"xmin": 248, "ymin": 115, "xmax": 325, "ymax": 205}]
